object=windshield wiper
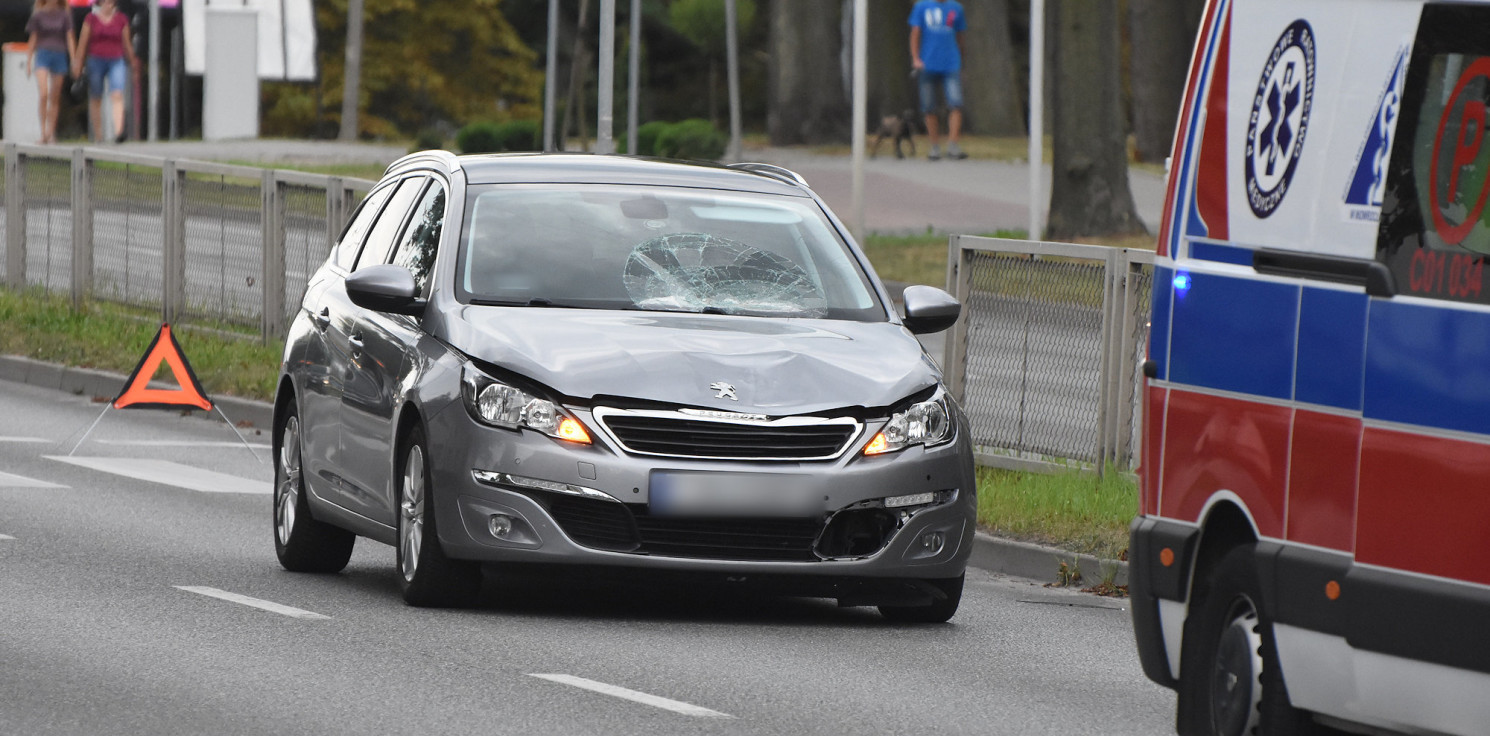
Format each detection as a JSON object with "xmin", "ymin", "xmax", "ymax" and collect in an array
[{"xmin": 468, "ymin": 297, "xmax": 593, "ymax": 309}]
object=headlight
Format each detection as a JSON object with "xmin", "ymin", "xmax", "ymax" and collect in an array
[
  {"xmin": 864, "ymin": 392, "xmax": 952, "ymax": 455},
  {"xmin": 461, "ymin": 364, "xmax": 591, "ymax": 444}
]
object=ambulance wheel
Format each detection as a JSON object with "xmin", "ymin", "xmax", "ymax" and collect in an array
[
  {"xmin": 1178, "ymin": 545, "xmax": 1318, "ymax": 736},
  {"xmin": 274, "ymin": 403, "xmax": 355, "ymax": 573}
]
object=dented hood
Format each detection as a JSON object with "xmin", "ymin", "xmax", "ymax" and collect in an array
[{"xmin": 445, "ymin": 307, "xmax": 938, "ymax": 414}]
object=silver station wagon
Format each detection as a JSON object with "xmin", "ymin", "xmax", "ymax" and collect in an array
[{"xmin": 272, "ymin": 152, "xmax": 976, "ymax": 622}]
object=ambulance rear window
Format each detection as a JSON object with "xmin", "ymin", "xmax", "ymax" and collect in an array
[{"xmin": 1378, "ymin": 4, "xmax": 1490, "ymax": 303}]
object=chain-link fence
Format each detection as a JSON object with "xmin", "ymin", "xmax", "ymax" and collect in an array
[
  {"xmin": 0, "ymin": 143, "xmax": 374, "ymax": 340},
  {"xmin": 942, "ymin": 236, "xmax": 1152, "ymax": 473}
]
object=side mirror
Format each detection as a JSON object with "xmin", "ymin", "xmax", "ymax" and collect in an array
[
  {"xmin": 902, "ymin": 285, "xmax": 961, "ymax": 335},
  {"xmin": 346, "ymin": 264, "xmax": 424, "ymax": 315}
]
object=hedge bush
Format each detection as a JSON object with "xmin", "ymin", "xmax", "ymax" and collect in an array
[
  {"xmin": 410, "ymin": 128, "xmax": 444, "ymax": 153},
  {"xmin": 654, "ymin": 118, "xmax": 726, "ymax": 161},
  {"xmin": 455, "ymin": 122, "xmax": 503, "ymax": 154},
  {"xmin": 622, "ymin": 120, "xmax": 672, "ymax": 156},
  {"xmin": 494, "ymin": 120, "xmax": 540, "ymax": 152}
]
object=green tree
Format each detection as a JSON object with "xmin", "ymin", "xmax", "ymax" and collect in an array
[
  {"xmin": 668, "ymin": 0, "xmax": 756, "ymax": 126},
  {"xmin": 263, "ymin": 0, "xmax": 544, "ymax": 138}
]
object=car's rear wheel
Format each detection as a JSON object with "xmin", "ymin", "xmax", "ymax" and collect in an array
[
  {"xmin": 396, "ymin": 426, "xmax": 481, "ymax": 607},
  {"xmin": 878, "ymin": 574, "xmax": 964, "ymax": 623},
  {"xmin": 273, "ymin": 403, "xmax": 355, "ymax": 572}
]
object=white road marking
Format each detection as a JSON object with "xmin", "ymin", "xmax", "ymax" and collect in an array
[
  {"xmin": 174, "ymin": 586, "xmax": 330, "ymax": 620},
  {"xmin": 0, "ymin": 534, "xmax": 14, "ymax": 540},
  {"xmin": 528, "ymin": 674, "xmax": 732, "ymax": 718},
  {"xmin": 0, "ymin": 470, "xmax": 68, "ymax": 489},
  {"xmin": 96, "ymin": 440, "xmax": 272, "ymax": 450},
  {"xmin": 0, "ymin": 437, "xmax": 51, "ymax": 443},
  {"xmin": 45, "ymin": 457, "xmax": 270, "ymax": 494}
]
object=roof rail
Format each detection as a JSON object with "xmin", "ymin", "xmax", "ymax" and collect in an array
[
  {"xmin": 385, "ymin": 149, "xmax": 461, "ymax": 176},
  {"xmin": 728, "ymin": 162, "xmax": 809, "ymax": 188}
]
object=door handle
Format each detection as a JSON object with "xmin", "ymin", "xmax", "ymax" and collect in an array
[
  {"xmin": 313, "ymin": 307, "xmax": 330, "ymax": 331},
  {"xmin": 349, "ymin": 333, "xmax": 365, "ymax": 359}
]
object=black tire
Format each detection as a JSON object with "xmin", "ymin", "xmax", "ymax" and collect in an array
[
  {"xmin": 878, "ymin": 574, "xmax": 964, "ymax": 623},
  {"xmin": 1177, "ymin": 545, "xmax": 1318, "ymax": 736},
  {"xmin": 396, "ymin": 426, "xmax": 481, "ymax": 607},
  {"xmin": 273, "ymin": 400, "xmax": 355, "ymax": 573}
]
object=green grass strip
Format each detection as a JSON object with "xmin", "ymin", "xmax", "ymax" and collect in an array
[
  {"xmin": 974, "ymin": 465, "xmax": 1135, "ymax": 560},
  {"xmin": 0, "ymin": 287, "xmax": 280, "ymax": 402}
]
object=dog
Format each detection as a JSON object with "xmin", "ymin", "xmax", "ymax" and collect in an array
[{"xmin": 870, "ymin": 108, "xmax": 918, "ymax": 159}]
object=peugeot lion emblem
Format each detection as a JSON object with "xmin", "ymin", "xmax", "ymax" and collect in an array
[{"xmin": 710, "ymin": 381, "xmax": 738, "ymax": 401}]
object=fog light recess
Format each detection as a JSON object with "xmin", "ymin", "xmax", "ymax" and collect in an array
[
  {"xmin": 488, "ymin": 514, "xmax": 514, "ymax": 539},
  {"xmin": 920, "ymin": 531, "xmax": 945, "ymax": 555}
]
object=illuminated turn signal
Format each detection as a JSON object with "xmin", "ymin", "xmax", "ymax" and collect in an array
[
  {"xmin": 556, "ymin": 417, "xmax": 592, "ymax": 444},
  {"xmin": 863, "ymin": 432, "xmax": 890, "ymax": 455}
]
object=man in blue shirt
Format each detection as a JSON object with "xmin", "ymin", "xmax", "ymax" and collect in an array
[{"xmin": 909, "ymin": 0, "xmax": 968, "ymax": 160}]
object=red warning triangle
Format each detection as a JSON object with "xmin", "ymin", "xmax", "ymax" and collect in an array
[{"xmin": 113, "ymin": 323, "xmax": 214, "ymax": 411}]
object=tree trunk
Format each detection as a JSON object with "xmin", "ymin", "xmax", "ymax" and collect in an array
[
  {"xmin": 1047, "ymin": 0, "xmax": 1146, "ymax": 239},
  {"xmin": 768, "ymin": 0, "xmax": 849, "ymax": 144},
  {"xmin": 561, "ymin": 0, "xmax": 592, "ymax": 152},
  {"xmin": 1129, "ymin": 0, "xmax": 1205, "ymax": 162},
  {"xmin": 867, "ymin": 0, "xmax": 916, "ymax": 123},
  {"xmin": 709, "ymin": 58, "xmax": 719, "ymax": 126},
  {"xmin": 961, "ymin": 0, "xmax": 1024, "ymax": 136}
]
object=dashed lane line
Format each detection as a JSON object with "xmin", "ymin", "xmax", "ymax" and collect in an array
[
  {"xmin": 95, "ymin": 440, "xmax": 272, "ymax": 450},
  {"xmin": 44, "ymin": 457, "xmax": 270, "ymax": 494},
  {"xmin": 528, "ymin": 674, "xmax": 733, "ymax": 718},
  {"xmin": 0, "ymin": 437, "xmax": 51, "ymax": 443},
  {"xmin": 174, "ymin": 586, "xmax": 331, "ymax": 620},
  {"xmin": 0, "ymin": 470, "xmax": 68, "ymax": 489},
  {"xmin": 0, "ymin": 534, "xmax": 14, "ymax": 540}
]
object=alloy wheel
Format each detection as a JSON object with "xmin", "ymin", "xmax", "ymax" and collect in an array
[
  {"xmin": 275, "ymin": 416, "xmax": 301, "ymax": 547},
  {"xmin": 400, "ymin": 444, "xmax": 426, "ymax": 582}
]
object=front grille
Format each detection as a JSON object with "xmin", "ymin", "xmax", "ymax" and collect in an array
[
  {"xmin": 632, "ymin": 513, "xmax": 824, "ymax": 561},
  {"xmin": 545, "ymin": 495, "xmax": 824, "ymax": 561},
  {"xmin": 595, "ymin": 408, "xmax": 860, "ymax": 460},
  {"xmin": 547, "ymin": 495, "xmax": 639, "ymax": 551}
]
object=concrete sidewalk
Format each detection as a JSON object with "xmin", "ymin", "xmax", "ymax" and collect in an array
[{"xmin": 106, "ymin": 138, "xmax": 1165, "ymax": 238}]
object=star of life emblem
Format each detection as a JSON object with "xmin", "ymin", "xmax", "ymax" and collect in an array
[{"xmin": 1245, "ymin": 19, "xmax": 1316, "ymax": 219}]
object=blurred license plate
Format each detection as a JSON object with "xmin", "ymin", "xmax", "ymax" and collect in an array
[{"xmin": 649, "ymin": 471, "xmax": 821, "ymax": 517}]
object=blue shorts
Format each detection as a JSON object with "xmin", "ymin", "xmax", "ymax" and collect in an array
[
  {"xmin": 86, "ymin": 56, "xmax": 127, "ymax": 98},
  {"xmin": 918, "ymin": 71, "xmax": 963, "ymax": 113},
  {"xmin": 33, "ymin": 48, "xmax": 67, "ymax": 76}
]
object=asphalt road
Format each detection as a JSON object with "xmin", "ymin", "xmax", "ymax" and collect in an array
[{"xmin": 0, "ymin": 379, "xmax": 1176, "ymax": 735}]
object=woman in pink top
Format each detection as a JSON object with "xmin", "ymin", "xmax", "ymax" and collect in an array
[
  {"xmin": 71, "ymin": 0, "xmax": 136, "ymax": 143},
  {"xmin": 25, "ymin": 0, "xmax": 76, "ymax": 144}
]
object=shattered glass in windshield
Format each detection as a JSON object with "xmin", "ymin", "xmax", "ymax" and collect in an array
[
  {"xmin": 623, "ymin": 232, "xmax": 828, "ymax": 317},
  {"xmin": 457, "ymin": 184, "xmax": 881, "ymax": 320}
]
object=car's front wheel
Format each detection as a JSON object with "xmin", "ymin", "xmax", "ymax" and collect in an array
[
  {"xmin": 396, "ymin": 426, "xmax": 482, "ymax": 607},
  {"xmin": 879, "ymin": 574, "xmax": 964, "ymax": 623},
  {"xmin": 1178, "ymin": 545, "xmax": 1318, "ymax": 736},
  {"xmin": 274, "ymin": 403, "xmax": 355, "ymax": 572}
]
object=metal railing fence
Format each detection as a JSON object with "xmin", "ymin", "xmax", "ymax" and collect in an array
[
  {"xmin": 1, "ymin": 146, "xmax": 1153, "ymax": 473},
  {"xmin": 0, "ymin": 143, "xmax": 374, "ymax": 340},
  {"xmin": 942, "ymin": 235, "xmax": 1153, "ymax": 473}
]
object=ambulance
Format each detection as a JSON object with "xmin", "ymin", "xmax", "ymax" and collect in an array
[{"xmin": 1130, "ymin": 1, "xmax": 1490, "ymax": 734}]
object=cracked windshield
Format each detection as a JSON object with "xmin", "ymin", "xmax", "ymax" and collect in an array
[{"xmin": 457, "ymin": 185, "xmax": 880, "ymax": 319}]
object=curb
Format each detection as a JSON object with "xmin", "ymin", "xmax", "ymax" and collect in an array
[
  {"xmin": 0, "ymin": 354, "xmax": 276, "ymax": 431},
  {"xmin": 0, "ymin": 353, "xmax": 1126, "ymax": 587},
  {"xmin": 970, "ymin": 531, "xmax": 1129, "ymax": 588}
]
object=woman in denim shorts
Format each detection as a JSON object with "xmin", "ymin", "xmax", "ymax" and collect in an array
[
  {"xmin": 26, "ymin": 0, "xmax": 76, "ymax": 144},
  {"xmin": 71, "ymin": 0, "xmax": 137, "ymax": 143}
]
